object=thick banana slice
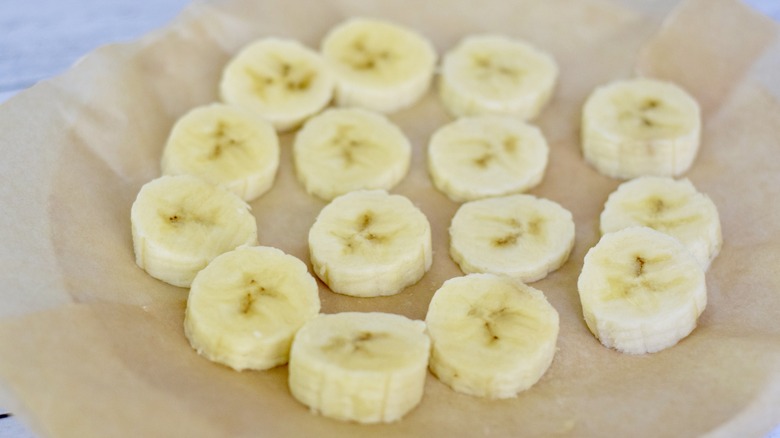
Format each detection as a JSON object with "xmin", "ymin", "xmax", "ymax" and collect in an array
[
  {"xmin": 308, "ymin": 190, "xmax": 432, "ymax": 297},
  {"xmin": 427, "ymin": 115, "xmax": 549, "ymax": 202},
  {"xmin": 288, "ymin": 312, "xmax": 430, "ymax": 424},
  {"xmin": 438, "ymin": 34, "xmax": 558, "ymax": 120},
  {"xmin": 130, "ymin": 175, "xmax": 257, "ymax": 287},
  {"xmin": 219, "ymin": 38, "xmax": 334, "ymax": 132},
  {"xmin": 581, "ymin": 77, "xmax": 701, "ymax": 179},
  {"xmin": 578, "ymin": 226, "xmax": 707, "ymax": 354},
  {"xmin": 600, "ymin": 176, "xmax": 722, "ymax": 270},
  {"xmin": 161, "ymin": 103, "xmax": 280, "ymax": 202},
  {"xmin": 184, "ymin": 246, "xmax": 320, "ymax": 371},
  {"xmin": 426, "ymin": 273, "xmax": 559, "ymax": 399},
  {"xmin": 321, "ymin": 18, "xmax": 437, "ymax": 113},
  {"xmin": 449, "ymin": 194, "xmax": 575, "ymax": 282},
  {"xmin": 293, "ymin": 108, "xmax": 411, "ymax": 201}
]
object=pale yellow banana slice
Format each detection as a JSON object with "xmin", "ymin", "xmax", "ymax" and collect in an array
[
  {"xmin": 220, "ymin": 38, "xmax": 334, "ymax": 131},
  {"xmin": 600, "ymin": 176, "xmax": 722, "ymax": 270},
  {"xmin": 321, "ymin": 18, "xmax": 437, "ymax": 113},
  {"xmin": 308, "ymin": 190, "xmax": 432, "ymax": 297},
  {"xmin": 184, "ymin": 246, "xmax": 320, "ymax": 371},
  {"xmin": 293, "ymin": 108, "xmax": 411, "ymax": 201},
  {"xmin": 161, "ymin": 103, "xmax": 280, "ymax": 202},
  {"xmin": 130, "ymin": 175, "xmax": 257, "ymax": 287},
  {"xmin": 578, "ymin": 226, "xmax": 707, "ymax": 354},
  {"xmin": 438, "ymin": 34, "xmax": 558, "ymax": 120},
  {"xmin": 581, "ymin": 77, "xmax": 701, "ymax": 179},
  {"xmin": 288, "ymin": 312, "xmax": 430, "ymax": 424},
  {"xmin": 426, "ymin": 273, "xmax": 559, "ymax": 399},
  {"xmin": 449, "ymin": 194, "xmax": 575, "ymax": 282},
  {"xmin": 427, "ymin": 115, "xmax": 549, "ymax": 202}
]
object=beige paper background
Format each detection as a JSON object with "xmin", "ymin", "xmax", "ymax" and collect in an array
[{"xmin": 1, "ymin": 0, "xmax": 779, "ymax": 436}]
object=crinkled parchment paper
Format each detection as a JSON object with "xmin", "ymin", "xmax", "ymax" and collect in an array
[{"xmin": 1, "ymin": 0, "xmax": 779, "ymax": 436}]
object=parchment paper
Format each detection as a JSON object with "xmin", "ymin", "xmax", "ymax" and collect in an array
[{"xmin": 1, "ymin": 0, "xmax": 779, "ymax": 436}]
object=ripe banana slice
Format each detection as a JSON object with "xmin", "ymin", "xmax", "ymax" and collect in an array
[
  {"xmin": 578, "ymin": 226, "xmax": 707, "ymax": 354},
  {"xmin": 293, "ymin": 108, "xmax": 411, "ymax": 201},
  {"xmin": 308, "ymin": 190, "xmax": 432, "ymax": 297},
  {"xmin": 427, "ymin": 115, "xmax": 549, "ymax": 202},
  {"xmin": 161, "ymin": 103, "xmax": 280, "ymax": 202},
  {"xmin": 130, "ymin": 175, "xmax": 257, "ymax": 287},
  {"xmin": 600, "ymin": 176, "xmax": 722, "ymax": 270},
  {"xmin": 426, "ymin": 273, "xmax": 559, "ymax": 399},
  {"xmin": 288, "ymin": 312, "xmax": 430, "ymax": 424},
  {"xmin": 449, "ymin": 194, "xmax": 575, "ymax": 282},
  {"xmin": 321, "ymin": 18, "xmax": 437, "ymax": 113},
  {"xmin": 581, "ymin": 77, "xmax": 701, "ymax": 179},
  {"xmin": 438, "ymin": 34, "xmax": 558, "ymax": 120},
  {"xmin": 184, "ymin": 246, "xmax": 320, "ymax": 371},
  {"xmin": 219, "ymin": 37, "xmax": 334, "ymax": 132}
]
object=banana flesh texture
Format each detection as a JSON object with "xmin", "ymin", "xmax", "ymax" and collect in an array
[
  {"xmin": 184, "ymin": 246, "xmax": 320, "ymax": 371},
  {"xmin": 293, "ymin": 108, "xmax": 411, "ymax": 201},
  {"xmin": 427, "ymin": 115, "xmax": 549, "ymax": 202},
  {"xmin": 581, "ymin": 78, "xmax": 701, "ymax": 179},
  {"xmin": 577, "ymin": 226, "xmax": 707, "ymax": 354},
  {"xmin": 288, "ymin": 312, "xmax": 430, "ymax": 424},
  {"xmin": 426, "ymin": 273, "xmax": 559, "ymax": 399}
]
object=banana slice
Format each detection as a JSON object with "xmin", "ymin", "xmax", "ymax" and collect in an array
[
  {"xmin": 293, "ymin": 108, "xmax": 411, "ymax": 201},
  {"xmin": 219, "ymin": 37, "xmax": 334, "ymax": 132},
  {"xmin": 288, "ymin": 312, "xmax": 430, "ymax": 424},
  {"xmin": 308, "ymin": 190, "xmax": 432, "ymax": 297},
  {"xmin": 321, "ymin": 18, "xmax": 437, "ymax": 113},
  {"xmin": 581, "ymin": 77, "xmax": 701, "ymax": 179},
  {"xmin": 161, "ymin": 103, "xmax": 280, "ymax": 202},
  {"xmin": 449, "ymin": 194, "xmax": 575, "ymax": 282},
  {"xmin": 184, "ymin": 246, "xmax": 320, "ymax": 371},
  {"xmin": 426, "ymin": 273, "xmax": 559, "ymax": 399},
  {"xmin": 438, "ymin": 34, "xmax": 558, "ymax": 120},
  {"xmin": 578, "ymin": 226, "xmax": 707, "ymax": 354},
  {"xmin": 130, "ymin": 175, "xmax": 257, "ymax": 287},
  {"xmin": 600, "ymin": 176, "xmax": 722, "ymax": 270},
  {"xmin": 427, "ymin": 115, "xmax": 549, "ymax": 202}
]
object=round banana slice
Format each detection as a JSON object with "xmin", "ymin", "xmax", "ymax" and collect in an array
[
  {"xmin": 184, "ymin": 246, "xmax": 320, "ymax": 371},
  {"xmin": 288, "ymin": 312, "xmax": 430, "ymax": 424},
  {"xmin": 308, "ymin": 190, "xmax": 432, "ymax": 297},
  {"xmin": 426, "ymin": 273, "xmax": 559, "ymax": 399},
  {"xmin": 161, "ymin": 103, "xmax": 280, "ymax": 202},
  {"xmin": 438, "ymin": 34, "xmax": 558, "ymax": 120},
  {"xmin": 581, "ymin": 77, "xmax": 701, "ymax": 179},
  {"xmin": 321, "ymin": 17, "xmax": 437, "ymax": 113},
  {"xmin": 578, "ymin": 226, "xmax": 707, "ymax": 354},
  {"xmin": 219, "ymin": 37, "xmax": 334, "ymax": 132},
  {"xmin": 130, "ymin": 175, "xmax": 257, "ymax": 287},
  {"xmin": 600, "ymin": 176, "xmax": 722, "ymax": 270},
  {"xmin": 427, "ymin": 115, "xmax": 549, "ymax": 202},
  {"xmin": 293, "ymin": 108, "xmax": 411, "ymax": 201},
  {"xmin": 449, "ymin": 194, "xmax": 575, "ymax": 282}
]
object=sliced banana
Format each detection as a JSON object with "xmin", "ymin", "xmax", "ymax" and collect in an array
[
  {"xmin": 321, "ymin": 17, "xmax": 437, "ymax": 113},
  {"xmin": 438, "ymin": 34, "xmax": 558, "ymax": 120},
  {"xmin": 578, "ymin": 226, "xmax": 707, "ymax": 354},
  {"xmin": 426, "ymin": 273, "xmax": 559, "ymax": 399},
  {"xmin": 219, "ymin": 37, "xmax": 334, "ymax": 132},
  {"xmin": 308, "ymin": 190, "xmax": 432, "ymax": 297},
  {"xmin": 449, "ymin": 194, "xmax": 575, "ymax": 282},
  {"xmin": 288, "ymin": 312, "xmax": 430, "ymax": 424},
  {"xmin": 293, "ymin": 108, "xmax": 411, "ymax": 201},
  {"xmin": 130, "ymin": 175, "xmax": 257, "ymax": 287},
  {"xmin": 600, "ymin": 176, "xmax": 722, "ymax": 270},
  {"xmin": 581, "ymin": 77, "xmax": 701, "ymax": 179},
  {"xmin": 161, "ymin": 103, "xmax": 280, "ymax": 202},
  {"xmin": 427, "ymin": 115, "xmax": 549, "ymax": 202},
  {"xmin": 184, "ymin": 246, "xmax": 320, "ymax": 371}
]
